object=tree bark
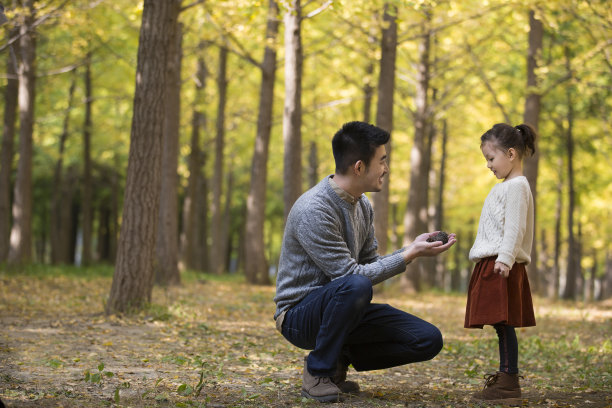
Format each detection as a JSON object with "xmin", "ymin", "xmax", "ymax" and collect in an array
[
  {"xmin": 210, "ymin": 46, "xmax": 228, "ymax": 275},
  {"xmin": 372, "ymin": 3, "xmax": 397, "ymax": 256},
  {"xmin": 155, "ymin": 21, "xmax": 182, "ymax": 286},
  {"xmin": 522, "ymin": 10, "xmax": 543, "ymax": 292},
  {"xmin": 403, "ymin": 10, "xmax": 432, "ymax": 291},
  {"xmin": 552, "ymin": 166, "xmax": 562, "ymax": 299},
  {"xmin": 562, "ymin": 46, "xmax": 577, "ymax": 300},
  {"xmin": 81, "ymin": 52, "xmax": 93, "ymax": 265},
  {"xmin": 8, "ymin": 0, "xmax": 36, "ymax": 264},
  {"xmin": 282, "ymin": 0, "xmax": 303, "ymax": 222},
  {"xmin": 107, "ymin": 0, "xmax": 178, "ymax": 314},
  {"xmin": 50, "ymin": 72, "xmax": 77, "ymax": 264},
  {"xmin": 245, "ymin": 0, "xmax": 279, "ymax": 285},
  {"xmin": 0, "ymin": 27, "xmax": 18, "ymax": 262},
  {"xmin": 181, "ymin": 50, "xmax": 207, "ymax": 271}
]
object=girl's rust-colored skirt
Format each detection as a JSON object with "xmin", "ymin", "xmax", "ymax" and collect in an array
[{"xmin": 464, "ymin": 256, "xmax": 536, "ymax": 329}]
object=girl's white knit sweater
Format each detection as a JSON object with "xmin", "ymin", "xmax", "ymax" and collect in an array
[{"xmin": 469, "ymin": 176, "xmax": 534, "ymax": 268}]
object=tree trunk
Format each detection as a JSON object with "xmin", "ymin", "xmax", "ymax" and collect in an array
[
  {"xmin": 210, "ymin": 46, "xmax": 228, "ymax": 275},
  {"xmin": 282, "ymin": 0, "xmax": 303, "ymax": 221},
  {"xmin": 221, "ymin": 168, "xmax": 233, "ymax": 273},
  {"xmin": 181, "ymin": 50, "xmax": 207, "ymax": 271},
  {"xmin": 403, "ymin": 10, "xmax": 432, "ymax": 291},
  {"xmin": 81, "ymin": 52, "xmax": 93, "ymax": 265},
  {"xmin": 155, "ymin": 22, "xmax": 182, "ymax": 286},
  {"xmin": 0, "ymin": 27, "xmax": 19, "ymax": 262},
  {"xmin": 552, "ymin": 164, "xmax": 562, "ymax": 299},
  {"xmin": 372, "ymin": 3, "xmax": 397, "ymax": 256},
  {"xmin": 562, "ymin": 46, "xmax": 577, "ymax": 301},
  {"xmin": 522, "ymin": 10, "xmax": 543, "ymax": 292},
  {"xmin": 8, "ymin": 0, "xmax": 36, "ymax": 264},
  {"xmin": 107, "ymin": 0, "xmax": 179, "ymax": 314},
  {"xmin": 50, "ymin": 73, "xmax": 77, "ymax": 264},
  {"xmin": 245, "ymin": 0, "xmax": 279, "ymax": 285}
]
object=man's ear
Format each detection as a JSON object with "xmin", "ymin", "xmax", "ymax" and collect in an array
[{"xmin": 353, "ymin": 160, "xmax": 364, "ymax": 175}]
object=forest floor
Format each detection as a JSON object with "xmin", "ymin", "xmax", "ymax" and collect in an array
[{"xmin": 0, "ymin": 266, "xmax": 610, "ymax": 408}]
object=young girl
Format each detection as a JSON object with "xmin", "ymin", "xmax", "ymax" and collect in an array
[{"xmin": 465, "ymin": 123, "xmax": 537, "ymax": 403}]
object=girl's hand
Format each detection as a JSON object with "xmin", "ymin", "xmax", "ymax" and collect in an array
[{"xmin": 494, "ymin": 261, "xmax": 510, "ymax": 278}]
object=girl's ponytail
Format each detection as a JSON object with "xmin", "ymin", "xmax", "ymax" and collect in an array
[{"xmin": 515, "ymin": 123, "xmax": 537, "ymax": 157}]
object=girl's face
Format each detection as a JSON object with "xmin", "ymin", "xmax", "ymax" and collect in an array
[{"xmin": 481, "ymin": 141, "xmax": 521, "ymax": 180}]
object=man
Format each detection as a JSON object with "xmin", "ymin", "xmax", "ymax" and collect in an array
[{"xmin": 274, "ymin": 121, "xmax": 456, "ymax": 402}]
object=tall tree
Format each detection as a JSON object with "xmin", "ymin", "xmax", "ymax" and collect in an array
[
  {"xmin": 107, "ymin": 0, "xmax": 179, "ymax": 314},
  {"xmin": 155, "ymin": 20, "xmax": 182, "ymax": 286},
  {"xmin": 372, "ymin": 2, "xmax": 397, "ymax": 255},
  {"xmin": 210, "ymin": 45, "xmax": 228, "ymax": 275},
  {"xmin": 282, "ymin": 0, "xmax": 303, "ymax": 221},
  {"xmin": 522, "ymin": 10, "xmax": 543, "ymax": 290},
  {"xmin": 0, "ymin": 24, "xmax": 18, "ymax": 262},
  {"xmin": 8, "ymin": 0, "xmax": 36, "ymax": 264},
  {"xmin": 403, "ymin": 8, "xmax": 433, "ymax": 291},
  {"xmin": 245, "ymin": 0, "xmax": 279, "ymax": 285},
  {"xmin": 81, "ymin": 52, "xmax": 93, "ymax": 265},
  {"xmin": 50, "ymin": 72, "xmax": 77, "ymax": 264},
  {"xmin": 562, "ymin": 46, "xmax": 578, "ymax": 300},
  {"xmin": 180, "ymin": 50, "xmax": 207, "ymax": 271}
]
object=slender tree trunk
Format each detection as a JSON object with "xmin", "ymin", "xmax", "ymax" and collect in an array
[
  {"xmin": 432, "ymin": 118, "xmax": 448, "ymax": 289},
  {"xmin": 8, "ymin": 0, "xmax": 36, "ymax": 264},
  {"xmin": 372, "ymin": 3, "xmax": 397, "ymax": 256},
  {"xmin": 156, "ymin": 21, "xmax": 182, "ymax": 286},
  {"xmin": 523, "ymin": 10, "xmax": 543, "ymax": 292},
  {"xmin": 81, "ymin": 52, "xmax": 93, "ymax": 265},
  {"xmin": 198, "ymin": 157, "xmax": 209, "ymax": 271},
  {"xmin": 107, "ymin": 0, "xmax": 179, "ymax": 314},
  {"xmin": 562, "ymin": 46, "xmax": 577, "ymax": 301},
  {"xmin": 210, "ymin": 46, "xmax": 228, "ymax": 275},
  {"xmin": 221, "ymin": 168, "xmax": 233, "ymax": 273},
  {"xmin": 0, "ymin": 27, "xmax": 19, "ymax": 262},
  {"xmin": 403, "ymin": 10, "xmax": 432, "ymax": 291},
  {"xmin": 181, "ymin": 51, "xmax": 207, "ymax": 271},
  {"xmin": 588, "ymin": 253, "xmax": 597, "ymax": 302},
  {"xmin": 50, "ymin": 73, "xmax": 77, "ymax": 264},
  {"xmin": 552, "ymin": 165, "xmax": 562, "ymax": 299},
  {"xmin": 282, "ymin": 0, "xmax": 303, "ymax": 221},
  {"xmin": 245, "ymin": 0, "xmax": 278, "ymax": 285},
  {"xmin": 362, "ymin": 18, "xmax": 377, "ymax": 124},
  {"xmin": 602, "ymin": 250, "xmax": 612, "ymax": 300},
  {"xmin": 307, "ymin": 141, "xmax": 318, "ymax": 188}
]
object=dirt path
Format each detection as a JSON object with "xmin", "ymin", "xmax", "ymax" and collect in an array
[{"xmin": 1, "ymin": 272, "xmax": 610, "ymax": 407}]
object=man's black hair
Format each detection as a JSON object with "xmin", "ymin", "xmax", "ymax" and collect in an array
[{"xmin": 332, "ymin": 121, "xmax": 389, "ymax": 174}]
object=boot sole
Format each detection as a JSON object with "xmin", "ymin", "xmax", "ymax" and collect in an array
[
  {"xmin": 472, "ymin": 396, "xmax": 523, "ymax": 406},
  {"xmin": 301, "ymin": 389, "xmax": 340, "ymax": 403}
]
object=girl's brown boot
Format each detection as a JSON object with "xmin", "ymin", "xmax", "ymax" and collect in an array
[{"xmin": 473, "ymin": 371, "xmax": 523, "ymax": 405}]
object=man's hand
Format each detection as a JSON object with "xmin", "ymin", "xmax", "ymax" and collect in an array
[
  {"xmin": 494, "ymin": 261, "xmax": 510, "ymax": 278},
  {"xmin": 402, "ymin": 231, "xmax": 456, "ymax": 264}
]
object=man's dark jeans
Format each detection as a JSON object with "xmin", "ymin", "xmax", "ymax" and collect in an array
[{"xmin": 280, "ymin": 274, "xmax": 443, "ymax": 377}]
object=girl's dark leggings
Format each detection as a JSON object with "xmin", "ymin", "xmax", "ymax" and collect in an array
[{"xmin": 494, "ymin": 324, "xmax": 518, "ymax": 374}]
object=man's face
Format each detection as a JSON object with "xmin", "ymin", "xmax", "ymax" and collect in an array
[{"xmin": 363, "ymin": 145, "xmax": 389, "ymax": 192}]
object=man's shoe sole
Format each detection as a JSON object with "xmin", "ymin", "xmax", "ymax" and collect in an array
[{"xmin": 301, "ymin": 389, "xmax": 340, "ymax": 403}]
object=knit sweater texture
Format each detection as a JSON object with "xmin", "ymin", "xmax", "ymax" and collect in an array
[
  {"xmin": 469, "ymin": 176, "xmax": 534, "ymax": 268},
  {"xmin": 273, "ymin": 176, "xmax": 407, "ymax": 319}
]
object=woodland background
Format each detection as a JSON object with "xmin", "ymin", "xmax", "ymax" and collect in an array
[{"xmin": 0, "ymin": 0, "xmax": 611, "ymax": 311}]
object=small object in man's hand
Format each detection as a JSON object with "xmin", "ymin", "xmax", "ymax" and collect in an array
[{"xmin": 426, "ymin": 231, "xmax": 449, "ymax": 244}]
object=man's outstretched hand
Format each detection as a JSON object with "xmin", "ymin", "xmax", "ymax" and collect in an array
[{"xmin": 402, "ymin": 231, "xmax": 457, "ymax": 264}]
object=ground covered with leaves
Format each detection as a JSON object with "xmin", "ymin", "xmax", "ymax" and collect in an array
[{"xmin": 1, "ymin": 266, "xmax": 610, "ymax": 407}]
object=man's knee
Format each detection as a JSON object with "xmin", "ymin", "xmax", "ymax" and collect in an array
[
  {"xmin": 339, "ymin": 274, "xmax": 373, "ymax": 309},
  {"xmin": 422, "ymin": 325, "xmax": 443, "ymax": 361}
]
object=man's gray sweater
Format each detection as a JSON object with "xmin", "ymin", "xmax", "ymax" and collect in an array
[{"xmin": 274, "ymin": 176, "xmax": 407, "ymax": 319}]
